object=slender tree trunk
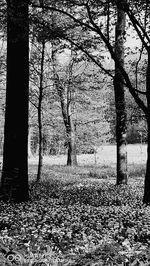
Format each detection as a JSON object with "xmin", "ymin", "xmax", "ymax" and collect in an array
[
  {"xmin": 28, "ymin": 125, "xmax": 33, "ymax": 158},
  {"xmin": 143, "ymin": 50, "xmax": 150, "ymax": 204},
  {"xmin": 0, "ymin": 108, "xmax": 4, "ymax": 156},
  {"xmin": 67, "ymin": 114, "xmax": 77, "ymax": 166},
  {"xmin": 58, "ymin": 92, "xmax": 77, "ymax": 166},
  {"xmin": 114, "ymin": 5, "xmax": 127, "ymax": 185},
  {"xmin": 66, "ymin": 67, "xmax": 77, "ymax": 166},
  {"xmin": 106, "ymin": 0, "xmax": 110, "ymax": 42},
  {"xmin": 51, "ymin": 45, "xmax": 77, "ymax": 166},
  {"xmin": 143, "ymin": 118, "xmax": 150, "ymax": 204},
  {"xmin": 1, "ymin": 0, "xmax": 29, "ymax": 202},
  {"xmin": 37, "ymin": 41, "xmax": 45, "ymax": 182}
]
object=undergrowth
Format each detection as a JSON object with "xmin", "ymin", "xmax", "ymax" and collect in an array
[{"xmin": 0, "ymin": 166, "xmax": 149, "ymax": 265}]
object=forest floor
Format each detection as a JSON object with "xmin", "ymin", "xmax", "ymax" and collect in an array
[{"xmin": 0, "ymin": 144, "xmax": 149, "ymax": 266}]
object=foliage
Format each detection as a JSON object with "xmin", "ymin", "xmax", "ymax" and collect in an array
[
  {"xmin": 0, "ymin": 166, "xmax": 150, "ymax": 265},
  {"xmin": 127, "ymin": 123, "xmax": 147, "ymax": 144},
  {"xmin": 29, "ymin": 44, "xmax": 113, "ymax": 156}
]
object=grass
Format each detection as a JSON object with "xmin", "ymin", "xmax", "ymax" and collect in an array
[
  {"xmin": 28, "ymin": 143, "xmax": 147, "ymax": 181},
  {"xmin": 29, "ymin": 161, "xmax": 146, "ymax": 183}
]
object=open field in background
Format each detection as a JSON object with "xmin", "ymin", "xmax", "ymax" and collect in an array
[
  {"xmin": 29, "ymin": 144, "xmax": 147, "ymax": 166},
  {"xmin": 28, "ymin": 144, "xmax": 147, "ymax": 183},
  {"xmin": 0, "ymin": 144, "xmax": 147, "ymax": 168},
  {"xmin": 0, "ymin": 144, "xmax": 146, "ymax": 182}
]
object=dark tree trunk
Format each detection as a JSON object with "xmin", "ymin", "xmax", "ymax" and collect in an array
[
  {"xmin": 66, "ymin": 61, "xmax": 77, "ymax": 166},
  {"xmin": 143, "ymin": 50, "xmax": 150, "ymax": 204},
  {"xmin": 67, "ymin": 115, "xmax": 77, "ymax": 166},
  {"xmin": 114, "ymin": 5, "xmax": 128, "ymax": 185},
  {"xmin": 59, "ymin": 95, "xmax": 77, "ymax": 167},
  {"xmin": 51, "ymin": 45, "xmax": 77, "ymax": 166},
  {"xmin": 37, "ymin": 41, "xmax": 45, "ymax": 182},
  {"xmin": 1, "ymin": 0, "xmax": 29, "ymax": 202}
]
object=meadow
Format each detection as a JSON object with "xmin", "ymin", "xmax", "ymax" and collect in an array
[{"xmin": 0, "ymin": 144, "xmax": 150, "ymax": 265}]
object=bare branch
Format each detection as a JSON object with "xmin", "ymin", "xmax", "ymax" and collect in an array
[{"xmin": 134, "ymin": 89, "xmax": 146, "ymax": 95}]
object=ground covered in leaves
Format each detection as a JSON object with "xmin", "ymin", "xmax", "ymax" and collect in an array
[{"xmin": 0, "ymin": 164, "xmax": 150, "ymax": 265}]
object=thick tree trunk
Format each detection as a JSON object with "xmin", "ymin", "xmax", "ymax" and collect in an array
[
  {"xmin": 37, "ymin": 41, "xmax": 45, "ymax": 182},
  {"xmin": 1, "ymin": 0, "xmax": 29, "ymax": 202},
  {"xmin": 114, "ymin": 5, "xmax": 127, "ymax": 185},
  {"xmin": 143, "ymin": 50, "xmax": 150, "ymax": 204}
]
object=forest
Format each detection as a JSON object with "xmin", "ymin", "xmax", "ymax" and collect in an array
[{"xmin": 0, "ymin": 0, "xmax": 150, "ymax": 265}]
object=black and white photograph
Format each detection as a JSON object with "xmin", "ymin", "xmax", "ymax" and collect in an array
[{"xmin": 0, "ymin": 0, "xmax": 150, "ymax": 265}]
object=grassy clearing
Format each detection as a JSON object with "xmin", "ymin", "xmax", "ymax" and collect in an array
[
  {"xmin": 29, "ymin": 161, "xmax": 146, "ymax": 183},
  {"xmin": 28, "ymin": 143, "xmax": 147, "ymax": 182}
]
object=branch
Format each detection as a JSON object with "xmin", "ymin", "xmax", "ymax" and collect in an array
[
  {"xmin": 134, "ymin": 89, "xmax": 146, "ymax": 95},
  {"xmin": 126, "ymin": 8, "xmax": 150, "ymax": 46},
  {"xmin": 63, "ymin": 36, "xmax": 114, "ymax": 78},
  {"xmin": 86, "ymin": 3, "xmax": 147, "ymax": 114},
  {"xmin": 135, "ymin": 1, "xmax": 148, "ymax": 90},
  {"xmin": 113, "ymin": 0, "xmax": 150, "ymax": 46},
  {"xmin": 126, "ymin": 10, "xmax": 148, "ymax": 50},
  {"xmin": 29, "ymin": 99, "xmax": 38, "ymax": 109},
  {"xmin": 31, "ymin": 3, "xmax": 96, "ymax": 32},
  {"xmin": 106, "ymin": 0, "xmax": 110, "ymax": 42},
  {"xmin": 30, "ymin": 1, "xmax": 148, "ymax": 115}
]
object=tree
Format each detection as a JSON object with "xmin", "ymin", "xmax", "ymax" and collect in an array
[
  {"xmin": 36, "ymin": 40, "xmax": 45, "ymax": 181},
  {"xmin": 31, "ymin": 0, "xmax": 150, "ymax": 203},
  {"xmin": 30, "ymin": 39, "xmax": 48, "ymax": 179},
  {"xmin": 1, "ymin": 0, "xmax": 29, "ymax": 202},
  {"xmin": 114, "ymin": 4, "xmax": 127, "ymax": 184},
  {"xmin": 0, "ymin": 37, "xmax": 6, "ymax": 157},
  {"xmin": 30, "ymin": 0, "xmax": 128, "ymax": 181},
  {"xmin": 51, "ymin": 46, "xmax": 78, "ymax": 166}
]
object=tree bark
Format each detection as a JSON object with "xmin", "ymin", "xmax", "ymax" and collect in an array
[
  {"xmin": 37, "ymin": 41, "xmax": 45, "ymax": 182},
  {"xmin": 1, "ymin": 0, "xmax": 29, "ymax": 202},
  {"xmin": 143, "ymin": 49, "xmax": 150, "ymax": 204},
  {"xmin": 67, "ymin": 110, "xmax": 77, "ymax": 166},
  {"xmin": 66, "ymin": 65, "xmax": 77, "ymax": 167},
  {"xmin": 58, "ymin": 87, "xmax": 78, "ymax": 167},
  {"xmin": 114, "ymin": 5, "xmax": 128, "ymax": 185},
  {"xmin": 143, "ymin": 118, "xmax": 150, "ymax": 204}
]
